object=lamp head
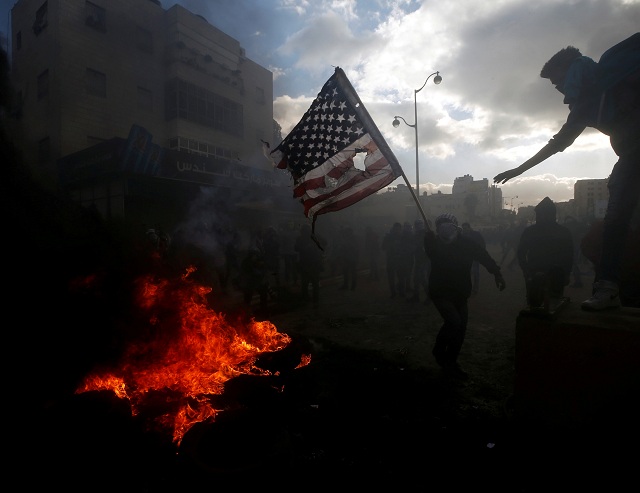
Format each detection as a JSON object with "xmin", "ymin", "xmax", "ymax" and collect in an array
[
  {"xmin": 392, "ymin": 117, "xmax": 400, "ymax": 128},
  {"xmin": 433, "ymin": 73, "xmax": 442, "ymax": 85}
]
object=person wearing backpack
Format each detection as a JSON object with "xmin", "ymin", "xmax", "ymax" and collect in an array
[{"xmin": 493, "ymin": 33, "xmax": 640, "ymax": 311}]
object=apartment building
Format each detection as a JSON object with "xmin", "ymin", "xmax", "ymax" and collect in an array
[
  {"xmin": 9, "ymin": 0, "xmax": 292, "ymax": 230},
  {"xmin": 574, "ymin": 178, "xmax": 609, "ymax": 221}
]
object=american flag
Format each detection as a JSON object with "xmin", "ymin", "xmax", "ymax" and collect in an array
[{"xmin": 270, "ymin": 67, "xmax": 403, "ymax": 222}]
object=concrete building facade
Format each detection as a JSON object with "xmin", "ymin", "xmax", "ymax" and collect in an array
[
  {"xmin": 10, "ymin": 0, "xmax": 273, "ymax": 183},
  {"xmin": 8, "ymin": 0, "xmax": 290, "ymax": 231}
]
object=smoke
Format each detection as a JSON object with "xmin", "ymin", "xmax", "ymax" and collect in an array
[{"xmin": 171, "ymin": 187, "xmax": 239, "ymax": 259}]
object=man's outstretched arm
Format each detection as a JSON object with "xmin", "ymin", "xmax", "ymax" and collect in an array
[
  {"xmin": 493, "ymin": 120, "xmax": 586, "ymax": 184},
  {"xmin": 493, "ymin": 146, "xmax": 558, "ymax": 184}
]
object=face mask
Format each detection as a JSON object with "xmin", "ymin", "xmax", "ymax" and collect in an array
[{"xmin": 437, "ymin": 222, "xmax": 460, "ymax": 244}]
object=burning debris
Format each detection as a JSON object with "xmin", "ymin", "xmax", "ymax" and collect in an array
[{"xmin": 75, "ymin": 267, "xmax": 310, "ymax": 446}]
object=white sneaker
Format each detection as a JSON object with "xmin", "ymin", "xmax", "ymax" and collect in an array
[{"xmin": 581, "ymin": 280, "xmax": 621, "ymax": 311}]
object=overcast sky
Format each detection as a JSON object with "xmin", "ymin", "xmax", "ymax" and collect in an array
[{"xmin": 2, "ymin": 1, "xmax": 639, "ymax": 208}]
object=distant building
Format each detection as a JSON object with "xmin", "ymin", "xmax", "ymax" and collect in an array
[
  {"xmin": 8, "ymin": 0, "xmax": 291, "ymax": 231},
  {"xmin": 574, "ymin": 178, "xmax": 609, "ymax": 221},
  {"xmin": 516, "ymin": 204, "xmax": 536, "ymax": 223},
  {"xmin": 555, "ymin": 200, "xmax": 576, "ymax": 223},
  {"xmin": 346, "ymin": 174, "xmax": 503, "ymax": 229},
  {"xmin": 443, "ymin": 174, "xmax": 502, "ymax": 221},
  {"xmin": 426, "ymin": 189, "xmax": 460, "ymax": 220}
]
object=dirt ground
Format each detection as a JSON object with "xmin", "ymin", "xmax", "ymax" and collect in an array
[
  {"xmin": 22, "ymin": 243, "xmax": 638, "ymax": 492},
  {"xmin": 160, "ymin": 244, "xmax": 635, "ymax": 490},
  {"xmin": 261, "ymin": 243, "xmax": 597, "ymax": 421}
]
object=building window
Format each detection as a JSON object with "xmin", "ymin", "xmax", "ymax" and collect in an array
[
  {"xmin": 86, "ymin": 68, "xmax": 106, "ymax": 97},
  {"xmin": 165, "ymin": 78, "xmax": 243, "ymax": 137},
  {"xmin": 85, "ymin": 1, "xmax": 106, "ymax": 31},
  {"xmin": 137, "ymin": 86, "xmax": 153, "ymax": 111},
  {"xmin": 16, "ymin": 31, "xmax": 21, "ymax": 50},
  {"xmin": 37, "ymin": 69, "xmax": 49, "ymax": 100},
  {"xmin": 37, "ymin": 137, "xmax": 50, "ymax": 163},
  {"xmin": 33, "ymin": 1, "xmax": 48, "ymax": 36},
  {"xmin": 168, "ymin": 136, "xmax": 238, "ymax": 160},
  {"xmin": 136, "ymin": 25, "xmax": 153, "ymax": 53}
]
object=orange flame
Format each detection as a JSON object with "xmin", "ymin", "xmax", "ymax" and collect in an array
[
  {"xmin": 296, "ymin": 354, "xmax": 312, "ymax": 369},
  {"xmin": 76, "ymin": 267, "xmax": 298, "ymax": 446}
]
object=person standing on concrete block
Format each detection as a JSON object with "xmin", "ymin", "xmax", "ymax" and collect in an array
[{"xmin": 494, "ymin": 34, "xmax": 640, "ymax": 311}]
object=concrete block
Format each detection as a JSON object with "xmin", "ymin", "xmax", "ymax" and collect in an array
[{"xmin": 514, "ymin": 303, "xmax": 640, "ymax": 427}]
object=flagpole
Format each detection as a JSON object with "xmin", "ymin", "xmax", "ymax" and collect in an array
[
  {"xmin": 333, "ymin": 68, "xmax": 432, "ymax": 232},
  {"xmin": 399, "ymin": 168, "xmax": 432, "ymax": 231}
]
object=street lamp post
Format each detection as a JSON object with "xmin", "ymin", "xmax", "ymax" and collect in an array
[
  {"xmin": 504, "ymin": 195, "xmax": 518, "ymax": 212},
  {"xmin": 393, "ymin": 71, "xmax": 442, "ymax": 199}
]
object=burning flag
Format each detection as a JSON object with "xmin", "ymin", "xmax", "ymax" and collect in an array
[{"xmin": 269, "ymin": 67, "xmax": 402, "ymax": 228}]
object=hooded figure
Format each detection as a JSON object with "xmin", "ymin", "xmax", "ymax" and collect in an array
[
  {"xmin": 517, "ymin": 196, "xmax": 574, "ymax": 308},
  {"xmin": 534, "ymin": 196, "xmax": 557, "ymax": 223}
]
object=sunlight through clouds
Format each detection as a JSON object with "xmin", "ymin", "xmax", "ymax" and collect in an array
[
  {"xmin": 3, "ymin": 0, "xmax": 634, "ymax": 207},
  {"xmin": 202, "ymin": 1, "xmax": 637, "ymax": 206}
]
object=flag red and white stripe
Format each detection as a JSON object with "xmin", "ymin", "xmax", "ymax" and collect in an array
[{"xmin": 269, "ymin": 67, "xmax": 403, "ymax": 222}]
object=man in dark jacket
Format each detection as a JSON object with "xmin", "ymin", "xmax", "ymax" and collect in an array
[
  {"xmin": 461, "ymin": 222, "xmax": 486, "ymax": 294},
  {"xmin": 424, "ymin": 213, "xmax": 506, "ymax": 379},
  {"xmin": 517, "ymin": 197, "xmax": 574, "ymax": 311}
]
